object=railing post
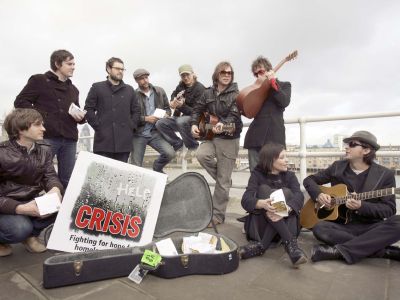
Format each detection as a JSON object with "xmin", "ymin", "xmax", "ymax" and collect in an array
[{"xmin": 299, "ymin": 117, "xmax": 307, "ymax": 184}]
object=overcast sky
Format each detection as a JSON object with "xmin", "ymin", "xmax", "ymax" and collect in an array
[{"xmin": 1, "ymin": 0, "xmax": 399, "ymax": 146}]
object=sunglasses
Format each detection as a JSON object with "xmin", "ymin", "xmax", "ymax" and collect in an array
[
  {"xmin": 253, "ymin": 69, "xmax": 266, "ymax": 77},
  {"xmin": 347, "ymin": 141, "xmax": 367, "ymax": 148},
  {"xmin": 220, "ymin": 70, "xmax": 233, "ymax": 76}
]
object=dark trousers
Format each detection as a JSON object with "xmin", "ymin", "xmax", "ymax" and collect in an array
[
  {"xmin": 94, "ymin": 151, "xmax": 130, "ymax": 163},
  {"xmin": 313, "ymin": 215, "xmax": 400, "ymax": 264},
  {"xmin": 245, "ymin": 212, "xmax": 300, "ymax": 249}
]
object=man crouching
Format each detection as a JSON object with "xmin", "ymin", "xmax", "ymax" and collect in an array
[{"xmin": 0, "ymin": 108, "xmax": 63, "ymax": 256}]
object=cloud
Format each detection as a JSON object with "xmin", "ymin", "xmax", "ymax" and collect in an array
[{"xmin": 1, "ymin": 0, "xmax": 399, "ymax": 145}]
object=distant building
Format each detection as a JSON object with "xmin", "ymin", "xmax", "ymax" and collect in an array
[{"xmin": 77, "ymin": 124, "xmax": 92, "ymax": 152}]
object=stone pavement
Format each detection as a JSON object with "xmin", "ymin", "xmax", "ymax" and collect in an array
[{"xmin": 1, "ymin": 203, "xmax": 400, "ymax": 300}]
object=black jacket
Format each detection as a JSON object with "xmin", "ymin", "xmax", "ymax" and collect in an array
[
  {"xmin": 171, "ymin": 81, "xmax": 205, "ymax": 117},
  {"xmin": 15, "ymin": 71, "xmax": 82, "ymax": 141},
  {"xmin": 241, "ymin": 167, "xmax": 304, "ymax": 215},
  {"xmin": 303, "ymin": 160, "xmax": 396, "ymax": 224},
  {"xmin": 0, "ymin": 140, "xmax": 64, "ymax": 214},
  {"xmin": 190, "ymin": 83, "xmax": 243, "ymax": 139},
  {"xmin": 244, "ymin": 80, "xmax": 291, "ymax": 148},
  {"xmin": 135, "ymin": 84, "xmax": 171, "ymax": 134},
  {"xmin": 84, "ymin": 80, "xmax": 140, "ymax": 153}
]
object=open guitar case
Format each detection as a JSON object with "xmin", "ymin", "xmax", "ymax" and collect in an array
[{"xmin": 43, "ymin": 172, "xmax": 239, "ymax": 288}]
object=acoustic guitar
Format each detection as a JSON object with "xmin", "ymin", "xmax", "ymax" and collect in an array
[
  {"xmin": 300, "ymin": 184, "xmax": 400, "ymax": 229},
  {"xmin": 197, "ymin": 113, "xmax": 235, "ymax": 140},
  {"xmin": 236, "ymin": 51, "xmax": 298, "ymax": 118}
]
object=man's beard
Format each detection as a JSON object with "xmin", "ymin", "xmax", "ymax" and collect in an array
[{"xmin": 109, "ymin": 74, "xmax": 122, "ymax": 82}]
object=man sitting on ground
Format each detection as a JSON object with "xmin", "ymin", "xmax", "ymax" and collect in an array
[
  {"xmin": 303, "ymin": 131, "xmax": 400, "ymax": 264},
  {"xmin": 0, "ymin": 108, "xmax": 63, "ymax": 257}
]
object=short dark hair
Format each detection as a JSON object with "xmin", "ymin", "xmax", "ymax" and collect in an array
[
  {"xmin": 251, "ymin": 56, "xmax": 272, "ymax": 73},
  {"xmin": 50, "ymin": 49, "xmax": 74, "ymax": 71},
  {"xmin": 3, "ymin": 108, "xmax": 43, "ymax": 140},
  {"xmin": 212, "ymin": 61, "xmax": 234, "ymax": 87},
  {"xmin": 106, "ymin": 57, "xmax": 124, "ymax": 73},
  {"xmin": 257, "ymin": 143, "xmax": 286, "ymax": 173}
]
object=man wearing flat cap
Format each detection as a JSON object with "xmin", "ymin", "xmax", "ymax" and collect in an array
[
  {"xmin": 130, "ymin": 68, "xmax": 174, "ymax": 173},
  {"xmin": 156, "ymin": 64, "xmax": 205, "ymax": 160},
  {"xmin": 303, "ymin": 130, "xmax": 400, "ymax": 264}
]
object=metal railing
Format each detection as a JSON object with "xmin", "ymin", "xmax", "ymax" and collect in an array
[{"xmin": 2, "ymin": 110, "xmax": 400, "ymax": 187}]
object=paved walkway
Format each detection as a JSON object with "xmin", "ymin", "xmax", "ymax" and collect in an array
[{"xmin": 2, "ymin": 205, "xmax": 400, "ymax": 300}]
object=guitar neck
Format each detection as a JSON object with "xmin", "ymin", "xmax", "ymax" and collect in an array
[
  {"xmin": 334, "ymin": 187, "xmax": 398, "ymax": 205},
  {"xmin": 273, "ymin": 58, "xmax": 287, "ymax": 74}
]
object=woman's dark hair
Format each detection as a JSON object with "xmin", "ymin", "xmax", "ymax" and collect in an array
[
  {"xmin": 4, "ymin": 108, "xmax": 43, "ymax": 140},
  {"xmin": 257, "ymin": 143, "xmax": 286, "ymax": 173},
  {"xmin": 211, "ymin": 61, "xmax": 234, "ymax": 87},
  {"xmin": 50, "ymin": 49, "xmax": 74, "ymax": 71}
]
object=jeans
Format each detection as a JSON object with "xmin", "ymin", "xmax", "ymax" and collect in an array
[
  {"xmin": 131, "ymin": 131, "xmax": 175, "ymax": 172},
  {"xmin": 0, "ymin": 214, "xmax": 56, "ymax": 244},
  {"xmin": 248, "ymin": 147, "xmax": 261, "ymax": 172},
  {"xmin": 155, "ymin": 116, "xmax": 199, "ymax": 150},
  {"xmin": 45, "ymin": 137, "xmax": 77, "ymax": 189}
]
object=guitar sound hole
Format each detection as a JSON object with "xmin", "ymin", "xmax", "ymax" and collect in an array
[{"xmin": 317, "ymin": 208, "xmax": 334, "ymax": 219}]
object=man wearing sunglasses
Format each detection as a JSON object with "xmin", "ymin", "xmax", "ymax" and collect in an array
[
  {"xmin": 244, "ymin": 56, "xmax": 292, "ymax": 171},
  {"xmin": 84, "ymin": 57, "xmax": 140, "ymax": 162},
  {"xmin": 303, "ymin": 130, "xmax": 400, "ymax": 264},
  {"xmin": 191, "ymin": 61, "xmax": 243, "ymax": 226}
]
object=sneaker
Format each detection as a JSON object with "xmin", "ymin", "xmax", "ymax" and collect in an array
[
  {"xmin": 239, "ymin": 241, "xmax": 265, "ymax": 259},
  {"xmin": 0, "ymin": 243, "xmax": 12, "ymax": 257},
  {"xmin": 23, "ymin": 236, "xmax": 47, "ymax": 253}
]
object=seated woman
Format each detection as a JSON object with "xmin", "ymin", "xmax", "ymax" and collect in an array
[{"xmin": 240, "ymin": 143, "xmax": 307, "ymax": 266}]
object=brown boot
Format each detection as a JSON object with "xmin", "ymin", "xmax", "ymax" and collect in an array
[
  {"xmin": 0, "ymin": 244, "xmax": 12, "ymax": 257},
  {"xmin": 23, "ymin": 237, "xmax": 47, "ymax": 253}
]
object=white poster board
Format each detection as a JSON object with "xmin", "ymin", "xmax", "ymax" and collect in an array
[{"xmin": 47, "ymin": 151, "xmax": 167, "ymax": 253}]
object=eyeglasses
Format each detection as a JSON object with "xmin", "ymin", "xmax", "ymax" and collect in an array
[
  {"xmin": 111, "ymin": 67, "xmax": 126, "ymax": 72},
  {"xmin": 220, "ymin": 70, "xmax": 233, "ymax": 76},
  {"xmin": 347, "ymin": 141, "xmax": 366, "ymax": 148},
  {"xmin": 253, "ymin": 69, "xmax": 266, "ymax": 77}
]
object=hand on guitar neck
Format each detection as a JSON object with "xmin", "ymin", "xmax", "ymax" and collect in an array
[{"xmin": 317, "ymin": 192, "xmax": 361, "ymax": 210}]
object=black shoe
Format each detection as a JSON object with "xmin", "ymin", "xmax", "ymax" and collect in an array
[
  {"xmin": 236, "ymin": 215, "xmax": 247, "ymax": 223},
  {"xmin": 382, "ymin": 245, "xmax": 400, "ymax": 261},
  {"xmin": 239, "ymin": 241, "xmax": 265, "ymax": 259},
  {"xmin": 311, "ymin": 244, "xmax": 342, "ymax": 262},
  {"xmin": 283, "ymin": 238, "xmax": 308, "ymax": 266}
]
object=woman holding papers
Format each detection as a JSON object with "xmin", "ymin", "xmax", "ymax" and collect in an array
[{"xmin": 240, "ymin": 143, "xmax": 307, "ymax": 266}]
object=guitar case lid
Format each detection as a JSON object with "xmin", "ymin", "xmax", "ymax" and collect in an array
[{"xmin": 154, "ymin": 172, "xmax": 213, "ymax": 238}]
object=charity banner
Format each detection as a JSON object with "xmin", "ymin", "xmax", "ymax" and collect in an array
[{"xmin": 47, "ymin": 151, "xmax": 167, "ymax": 253}]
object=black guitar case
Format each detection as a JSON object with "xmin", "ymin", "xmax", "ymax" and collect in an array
[{"xmin": 43, "ymin": 172, "xmax": 239, "ymax": 288}]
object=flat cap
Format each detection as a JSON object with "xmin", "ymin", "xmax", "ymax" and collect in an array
[{"xmin": 133, "ymin": 68, "xmax": 150, "ymax": 79}]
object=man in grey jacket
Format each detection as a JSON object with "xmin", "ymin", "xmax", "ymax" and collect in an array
[{"xmin": 130, "ymin": 68, "xmax": 175, "ymax": 173}]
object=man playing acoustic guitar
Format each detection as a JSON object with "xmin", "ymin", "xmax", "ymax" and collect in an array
[
  {"xmin": 303, "ymin": 131, "xmax": 400, "ymax": 264},
  {"xmin": 244, "ymin": 56, "xmax": 291, "ymax": 171},
  {"xmin": 191, "ymin": 61, "xmax": 243, "ymax": 226}
]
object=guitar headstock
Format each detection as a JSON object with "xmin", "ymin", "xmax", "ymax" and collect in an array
[{"xmin": 285, "ymin": 50, "xmax": 298, "ymax": 62}]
